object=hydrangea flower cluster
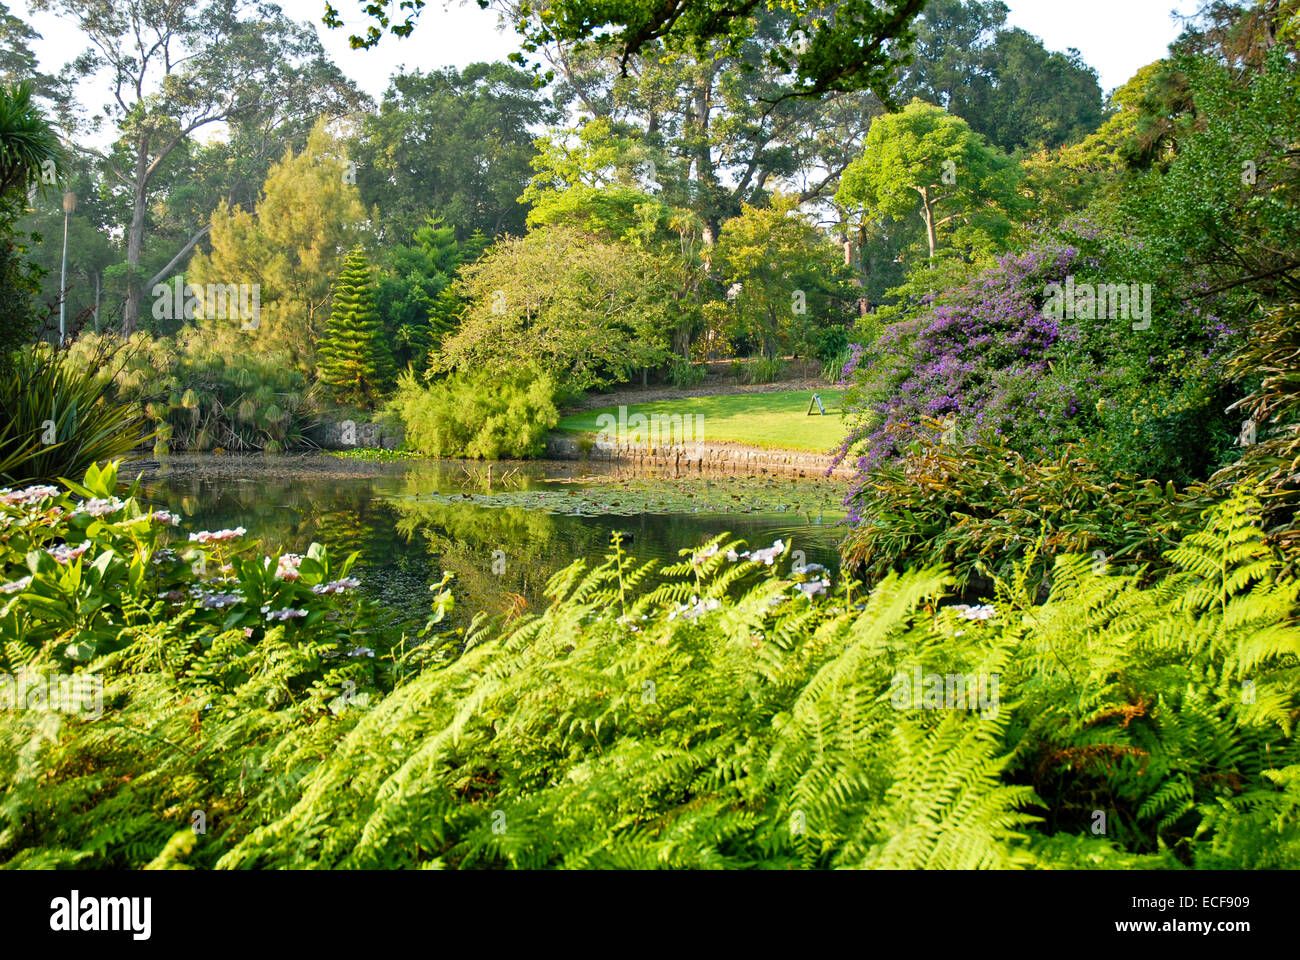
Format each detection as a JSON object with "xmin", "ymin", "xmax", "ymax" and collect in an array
[
  {"xmin": 46, "ymin": 542, "xmax": 92, "ymax": 564},
  {"xmin": 74, "ymin": 497, "xmax": 126, "ymax": 518},
  {"xmin": 311, "ymin": 577, "xmax": 361, "ymax": 595},
  {"xmin": 1, "ymin": 485, "xmax": 61, "ymax": 506},
  {"xmin": 189, "ymin": 527, "xmax": 247, "ymax": 543}
]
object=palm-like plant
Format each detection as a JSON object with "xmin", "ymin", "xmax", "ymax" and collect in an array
[{"xmin": 0, "ymin": 81, "xmax": 65, "ymax": 211}]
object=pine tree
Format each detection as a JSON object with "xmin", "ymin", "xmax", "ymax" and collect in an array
[{"xmin": 318, "ymin": 248, "xmax": 394, "ymax": 406}]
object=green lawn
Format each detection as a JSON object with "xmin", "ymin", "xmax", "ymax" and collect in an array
[{"xmin": 557, "ymin": 390, "xmax": 845, "ymax": 452}]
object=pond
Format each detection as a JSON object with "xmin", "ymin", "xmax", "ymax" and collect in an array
[{"xmin": 132, "ymin": 455, "xmax": 850, "ymax": 635}]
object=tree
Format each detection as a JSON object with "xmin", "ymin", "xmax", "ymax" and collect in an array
[
  {"xmin": 836, "ymin": 99, "xmax": 1022, "ymax": 262},
  {"xmin": 329, "ymin": 0, "xmax": 928, "ymax": 100},
  {"xmin": 0, "ymin": 2, "xmax": 61, "ymax": 104},
  {"xmin": 0, "ymin": 81, "xmax": 65, "ymax": 355},
  {"xmin": 353, "ymin": 63, "xmax": 559, "ymax": 244},
  {"xmin": 710, "ymin": 195, "xmax": 853, "ymax": 359},
  {"xmin": 186, "ymin": 122, "xmax": 367, "ymax": 369},
  {"xmin": 376, "ymin": 216, "xmax": 473, "ymax": 373},
  {"xmin": 34, "ymin": 0, "xmax": 363, "ymax": 333},
  {"xmin": 434, "ymin": 225, "xmax": 671, "ymax": 392},
  {"xmin": 318, "ymin": 248, "xmax": 394, "ymax": 407},
  {"xmin": 536, "ymin": 12, "xmax": 888, "ymax": 242},
  {"xmin": 0, "ymin": 82, "xmax": 64, "ymax": 214},
  {"xmin": 895, "ymin": 0, "xmax": 1104, "ymax": 152}
]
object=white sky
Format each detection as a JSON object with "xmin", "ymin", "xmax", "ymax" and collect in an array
[{"xmin": 13, "ymin": 0, "xmax": 1203, "ymax": 120}]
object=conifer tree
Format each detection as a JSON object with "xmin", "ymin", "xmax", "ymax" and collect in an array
[{"xmin": 318, "ymin": 248, "xmax": 394, "ymax": 406}]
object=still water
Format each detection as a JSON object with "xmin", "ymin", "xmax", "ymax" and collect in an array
[{"xmin": 134, "ymin": 456, "xmax": 849, "ymax": 634}]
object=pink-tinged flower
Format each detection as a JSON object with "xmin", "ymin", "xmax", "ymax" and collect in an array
[
  {"xmin": 1, "ymin": 485, "xmax": 60, "ymax": 506},
  {"xmin": 46, "ymin": 541, "xmax": 92, "ymax": 564},
  {"xmin": 261, "ymin": 606, "xmax": 308, "ymax": 621},
  {"xmin": 159, "ymin": 589, "xmax": 187, "ymax": 602},
  {"xmin": 311, "ymin": 576, "xmax": 361, "ymax": 595},
  {"xmin": 76, "ymin": 497, "xmax": 125, "ymax": 517},
  {"xmin": 0, "ymin": 575, "xmax": 32, "ymax": 594},
  {"xmin": 273, "ymin": 553, "xmax": 303, "ymax": 581},
  {"xmin": 188, "ymin": 526, "xmax": 246, "ymax": 543},
  {"xmin": 150, "ymin": 510, "xmax": 180, "ymax": 525}
]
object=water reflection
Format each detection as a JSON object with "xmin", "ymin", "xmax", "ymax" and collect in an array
[{"xmin": 136, "ymin": 457, "xmax": 847, "ymax": 633}]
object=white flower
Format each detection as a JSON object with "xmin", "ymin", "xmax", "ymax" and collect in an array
[
  {"xmin": 189, "ymin": 527, "xmax": 246, "ymax": 543},
  {"xmin": 150, "ymin": 510, "xmax": 180, "ymax": 525},
  {"xmin": 76, "ymin": 497, "xmax": 125, "ymax": 517},
  {"xmin": 46, "ymin": 541, "xmax": 92, "ymax": 564},
  {"xmin": 262, "ymin": 606, "xmax": 309, "ymax": 621},
  {"xmin": 271, "ymin": 553, "xmax": 303, "ymax": 581},
  {"xmin": 311, "ymin": 576, "xmax": 361, "ymax": 595},
  {"xmin": 347, "ymin": 645, "xmax": 375, "ymax": 658},
  {"xmin": 747, "ymin": 539, "xmax": 786, "ymax": 566},
  {"xmin": 947, "ymin": 604, "xmax": 996, "ymax": 621},
  {"xmin": 796, "ymin": 578, "xmax": 830, "ymax": 598},
  {"xmin": 197, "ymin": 590, "xmax": 242, "ymax": 609},
  {"xmin": 0, "ymin": 575, "xmax": 32, "ymax": 594},
  {"xmin": 1, "ymin": 485, "xmax": 60, "ymax": 506},
  {"xmin": 669, "ymin": 595, "xmax": 721, "ymax": 621}
]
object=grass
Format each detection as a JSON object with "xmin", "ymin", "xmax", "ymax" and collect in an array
[{"xmin": 557, "ymin": 390, "xmax": 845, "ymax": 452}]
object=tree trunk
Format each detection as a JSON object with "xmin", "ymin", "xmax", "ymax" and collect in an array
[
  {"xmin": 123, "ymin": 142, "xmax": 150, "ymax": 334},
  {"xmin": 919, "ymin": 186, "xmax": 938, "ymax": 260}
]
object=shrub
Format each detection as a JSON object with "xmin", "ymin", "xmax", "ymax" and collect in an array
[
  {"xmin": 835, "ymin": 229, "xmax": 1241, "ymax": 484},
  {"xmin": 664, "ymin": 355, "xmax": 707, "ymax": 388},
  {"xmin": 840, "ymin": 422, "xmax": 1206, "ymax": 594},
  {"xmin": 743, "ymin": 355, "xmax": 785, "ymax": 384},
  {"xmin": 391, "ymin": 365, "xmax": 559, "ymax": 460},
  {"xmin": 63, "ymin": 331, "xmax": 317, "ymax": 453},
  {"xmin": 0, "ymin": 343, "xmax": 148, "ymax": 484}
]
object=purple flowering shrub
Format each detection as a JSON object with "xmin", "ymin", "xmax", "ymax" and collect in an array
[{"xmin": 835, "ymin": 224, "xmax": 1245, "ymax": 520}]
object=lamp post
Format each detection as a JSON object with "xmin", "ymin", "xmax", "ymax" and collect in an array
[{"xmin": 59, "ymin": 191, "xmax": 76, "ymax": 344}]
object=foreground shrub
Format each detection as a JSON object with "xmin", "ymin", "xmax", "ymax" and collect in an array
[
  {"xmin": 0, "ymin": 343, "xmax": 147, "ymax": 484},
  {"xmin": 841, "ymin": 423, "xmax": 1208, "ymax": 594},
  {"xmin": 391, "ymin": 365, "xmax": 558, "ymax": 459},
  {"xmin": 3, "ymin": 466, "xmax": 1295, "ymax": 870}
]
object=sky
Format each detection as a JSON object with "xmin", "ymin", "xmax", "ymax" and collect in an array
[{"xmin": 14, "ymin": 0, "xmax": 1205, "ymax": 117}]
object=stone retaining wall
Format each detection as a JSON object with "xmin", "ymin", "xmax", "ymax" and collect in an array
[
  {"xmin": 546, "ymin": 432, "xmax": 851, "ymax": 478},
  {"xmin": 306, "ymin": 420, "xmax": 404, "ymax": 451}
]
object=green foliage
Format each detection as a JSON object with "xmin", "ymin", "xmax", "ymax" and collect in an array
[
  {"xmin": 63, "ymin": 331, "xmax": 316, "ymax": 454},
  {"xmin": 709, "ymin": 195, "xmax": 855, "ymax": 359},
  {"xmin": 837, "ymin": 99, "xmax": 1023, "ymax": 261},
  {"xmin": 0, "ymin": 344, "xmax": 148, "ymax": 484},
  {"xmin": 333, "ymin": 0, "xmax": 928, "ymax": 102},
  {"xmin": 742, "ymin": 355, "xmax": 786, "ymax": 385},
  {"xmin": 375, "ymin": 216, "xmax": 471, "ymax": 373},
  {"xmin": 664, "ymin": 356, "xmax": 707, "ymax": 389},
  {"xmin": 842, "ymin": 424, "xmax": 1207, "ymax": 594},
  {"xmin": 435, "ymin": 225, "xmax": 672, "ymax": 392},
  {"xmin": 391, "ymin": 366, "xmax": 559, "ymax": 460},
  {"xmin": 318, "ymin": 248, "xmax": 395, "ymax": 407},
  {"xmin": 1, "ymin": 466, "xmax": 1296, "ymax": 869}
]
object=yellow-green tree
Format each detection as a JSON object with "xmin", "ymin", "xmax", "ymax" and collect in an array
[{"xmin": 187, "ymin": 120, "xmax": 366, "ymax": 370}]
